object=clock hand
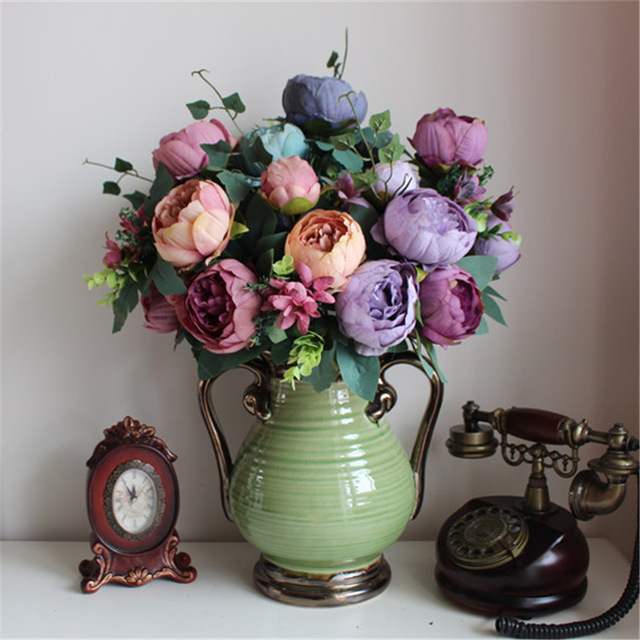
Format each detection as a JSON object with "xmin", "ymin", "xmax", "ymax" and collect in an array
[{"xmin": 123, "ymin": 481, "xmax": 136, "ymax": 501}]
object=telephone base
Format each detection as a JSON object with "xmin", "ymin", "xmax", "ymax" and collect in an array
[
  {"xmin": 435, "ymin": 566, "xmax": 588, "ymax": 617},
  {"xmin": 435, "ymin": 495, "xmax": 590, "ymax": 616}
]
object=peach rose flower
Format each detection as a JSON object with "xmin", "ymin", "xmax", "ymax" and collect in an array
[
  {"xmin": 284, "ymin": 210, "xmax": 366, "ymax": 291},
  {"xmin": 152, "ymin": 179, "xmax": 234, "ymax": 268}
]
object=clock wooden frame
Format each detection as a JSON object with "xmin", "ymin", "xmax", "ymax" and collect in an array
[{"xmin": 79, "ymin": 416, "xmax": 196, "ymax": 593}]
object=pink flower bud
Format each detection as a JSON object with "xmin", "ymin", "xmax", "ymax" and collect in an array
[
  {"xmin": 260, "ymin": 156, "xmax": 321, "ymax": 215},
  {"xmin": 152, "ymin": 119, "xmax": 235, "ymax": 180}
]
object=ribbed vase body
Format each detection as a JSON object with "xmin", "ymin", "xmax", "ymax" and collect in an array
[{"xmin": 228, "ymin": 378, "xmax": 416, "ymax": 574}]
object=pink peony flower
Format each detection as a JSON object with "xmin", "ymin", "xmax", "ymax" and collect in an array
[
  {"xmin": 284, "ymin": 209, "xmax": 366, "ymax": 292},
  {"xmin": 141, "ymin": 283, "xmax": 180, "ymax": 334},
  {"xmin": 172, "ymin": 259, "xmax": 261, "ymax": 354},
  {"xmin": 152, "ymin": 179, "xmax": 234, "ymax": 268},
  {"xmin": 152, "ymin": 119, "xmax": 235, "ymax": 180},
  {"xmin": 260, "ymin": 155, "xmax": 321, "ymax": 215},
  {"xmin": 262, "ymin": 263, "xmax": 335, "ymax": 334}
]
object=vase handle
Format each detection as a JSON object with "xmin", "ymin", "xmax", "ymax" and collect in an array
[
  {"xmin": 366, "ymin": 352, "xmax": 444, "ymax": 520},
  {"xmin": 197, "ymin": 355, "xmax": 274, "ymax": 523}
]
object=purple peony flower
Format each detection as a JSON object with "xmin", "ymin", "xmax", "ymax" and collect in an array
[
  {"xmin": 336, "ymin": 260, "xmax": 418, "ymax": 356},
  {"xmin": 418, "ymin": 265, "xmax": 484, "ymax": 346},
  {"xmin": 282, "ymin": 75, "xmax": 367, "ymax": 131},
  {"xmin": 372, "ymin": 188, "xmax": 477, "ymax": 268},
  {"xmin": 410, "ymin": 108, "xmax": 488, "ymax": 170},
  {"xmin": 474, "ymin": 214, "xmax": 521, "ymax": 275}
]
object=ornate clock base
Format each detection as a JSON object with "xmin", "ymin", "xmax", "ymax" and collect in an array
[{"xmin": 79, "ymin": 529, "xmax": 196, "ymax": 593}]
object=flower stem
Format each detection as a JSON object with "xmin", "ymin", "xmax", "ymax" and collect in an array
[
  {"xmin": 191, "ymin": 69, "xmax": 244, "ymax": 135},
  {"xmin": 83, "ymin": 159, "xmax": 153, "ymax": 183}
]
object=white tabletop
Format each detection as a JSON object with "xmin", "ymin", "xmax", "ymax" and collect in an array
[{"xmin": 1, "ymin": 540, "xmax": 638, "ymax": 639}]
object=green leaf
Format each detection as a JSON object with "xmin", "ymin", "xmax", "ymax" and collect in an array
[
  {"xmin": 348, "ymin": 203, "xmax": 379, "ymax": 236},
  {"xmin": 148, "ymin": 257, "xmax": 187, "ymax": 296},
  {"xmin": 112, "ymin": 281, "xmax": 139, "ymax": 333},
  {"xmin": 230, "ymin": 220, "xmax": 249, "ymax": 239},
  {"xmin": 305, "ymin": 344, "xmax": 338, "ymax": 393},
  {"xmin": 114, "ymin": 157, "xmax": 134, "ymax": 173},
  {"xmin": 243, "ymin": 194, "xmax": 277, "ymax": 245},
  {"xmin": 217, "ymin": 170, "xmax": 253, "ymax": 203},
  {"xmin": 123, "ymin": 190, "xmax": 147, "ymax": 210},
  {"xmin": 255, "ymin": 248, "xmax": 274, "ymax": 277},
  {"xmin": 350, "ymin": 170, "xmax": 378, "ymax": 191},
  {"xmin": 484, "ymin": 285, "xmax": 507, "ymax": 301},
  {"xmin": 482, "ymin": 292, "xmax": 507, "ymax": 326},
  {"xmin": 197, "ymin": 345, "xmax": 262, "ymax": 380},
  {"xmin": 242, "ymin": 135, "xmax": 273, "ymax": 166},
  {"xmin": 103, "ymin": 181, "xmax": 120, "ymax": 196},
  {"xmin": 336, "ymin": 343, "xmax": 380, "ymax": 402},
  {"xmin": 202, "ymin": 140, "xmax": 232, "ymax": 170},
  {"xmin": 330, "ymin": 132, "xmax": 356, "ymax": 151},
  {"xmin": 369, "ymin": 110, "xmax": 391, "ymax": 133},
  {"xmin": 270, "ymin": 339, "xmax": 292, "ymax": 366},
  {"xmin": 222, "ymin": 92, "xmax": 246, "ymax": 114},
  {"xmin": 267, "ymin": 324, "xmax": 288, "ymax": 344},
  {"xmin": 456, "ymin": 255, "xmax": 498, "ymax": 291},
  {"xmin": 377, "ymin": 133, "xmax": 404, "ymax": 164},
  {"xmin": 332, "ymin": 149, "xmax": 364, "ymax": 172},
  {"xmin": 326, "ymin": 50, "xmax": 339, "ymax": 68},
  {"xmin": 144, "ymin": 163, "xmax": 173, "ymax": 219},
  {"xmin": 475, "ymin": 315, "xmax": 490, "ymax": 335},
  {"xmin": 186, "ymin": 99, "xmax": 211, "ymax": 120}
]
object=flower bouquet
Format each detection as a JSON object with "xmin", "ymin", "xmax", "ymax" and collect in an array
[{"xmin": 85, "ymin": 48, "xmax": 521, "ymax": 403}]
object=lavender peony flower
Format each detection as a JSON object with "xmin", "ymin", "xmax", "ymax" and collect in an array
[
  {"xmin": 336, "ymin": 260, "xmax": 418, "ymax": 356},
  {"xmin": 373, "ymin": 188, "xmax": 477, "ymax": 268},
  {"xmin": 372, "ymin": 161, "xmax": 419, "ymax": 200},
  {"xmin": 418, "ymin": 265, "xmax": 484, "ymax": 346},
  {"xmin": 282, "ymin": 75, "xmax": 367, "ymax": 131},
  {"xmin": 474, "ymin": 214, "xmax": 521, "ymax": 274}
]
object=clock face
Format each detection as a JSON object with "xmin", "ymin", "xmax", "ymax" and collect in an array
[
  {"xmin": 110, "ymin": 462, "xmax": 161, "ymax": 535},
  {"xmin": 88, "ymin": 444, "xmax": 177, "ymax": 554}
]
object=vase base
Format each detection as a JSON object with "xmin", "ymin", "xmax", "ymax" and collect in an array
[{"xmin": 253, "ymin": 554, "xmax": 391, "ymax": 606}]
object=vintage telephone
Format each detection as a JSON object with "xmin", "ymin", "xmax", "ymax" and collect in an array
[{"xmin": 435, "ymin": 401, "xmax": 639, "ymax": 638}]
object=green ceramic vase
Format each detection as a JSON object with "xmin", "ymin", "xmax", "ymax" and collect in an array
[
  {"xmin": 199, "ymin": 353, "xmax": 443, "ymax": 605},
  {"xmin": 230, "ymin": 377, "xmax": 415, "ymax": 574}
]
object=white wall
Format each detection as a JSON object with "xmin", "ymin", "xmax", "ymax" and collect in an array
[{"xmin": 2, "ymin": 1, "xmax": 638, "ymax": 564}]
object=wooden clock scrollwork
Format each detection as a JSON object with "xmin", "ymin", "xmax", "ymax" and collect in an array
[{"xmin": 79, "ymin": 416, "xmax": 196, "ymax": 593}]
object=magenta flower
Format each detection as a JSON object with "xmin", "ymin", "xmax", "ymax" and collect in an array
[
  {"xmin": 491, "ymin": 189, "xmax": 515, "ymax": 221},
  {"xmin": 418, "ymin": 265, "xmax": 484, "ymax": 346},
  {"xmin": 103, "ymin": 233, "xmax": 122, "ymax": 269},
  {"xmin": 141, "ymin": 283, "xmax": 180, "ymax": 334},
  {"xmin": 172, "ymin": 259, "xmax": 262, "ymax": 354},
  {"xmin": 262, "ymin": 263, "xmax": 334, "ymax": 334}
]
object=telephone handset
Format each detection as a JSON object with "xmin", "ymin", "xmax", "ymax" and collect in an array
[{"xmin": 435, "ymin": 402, "xmax": 639, "ymax": 638}]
